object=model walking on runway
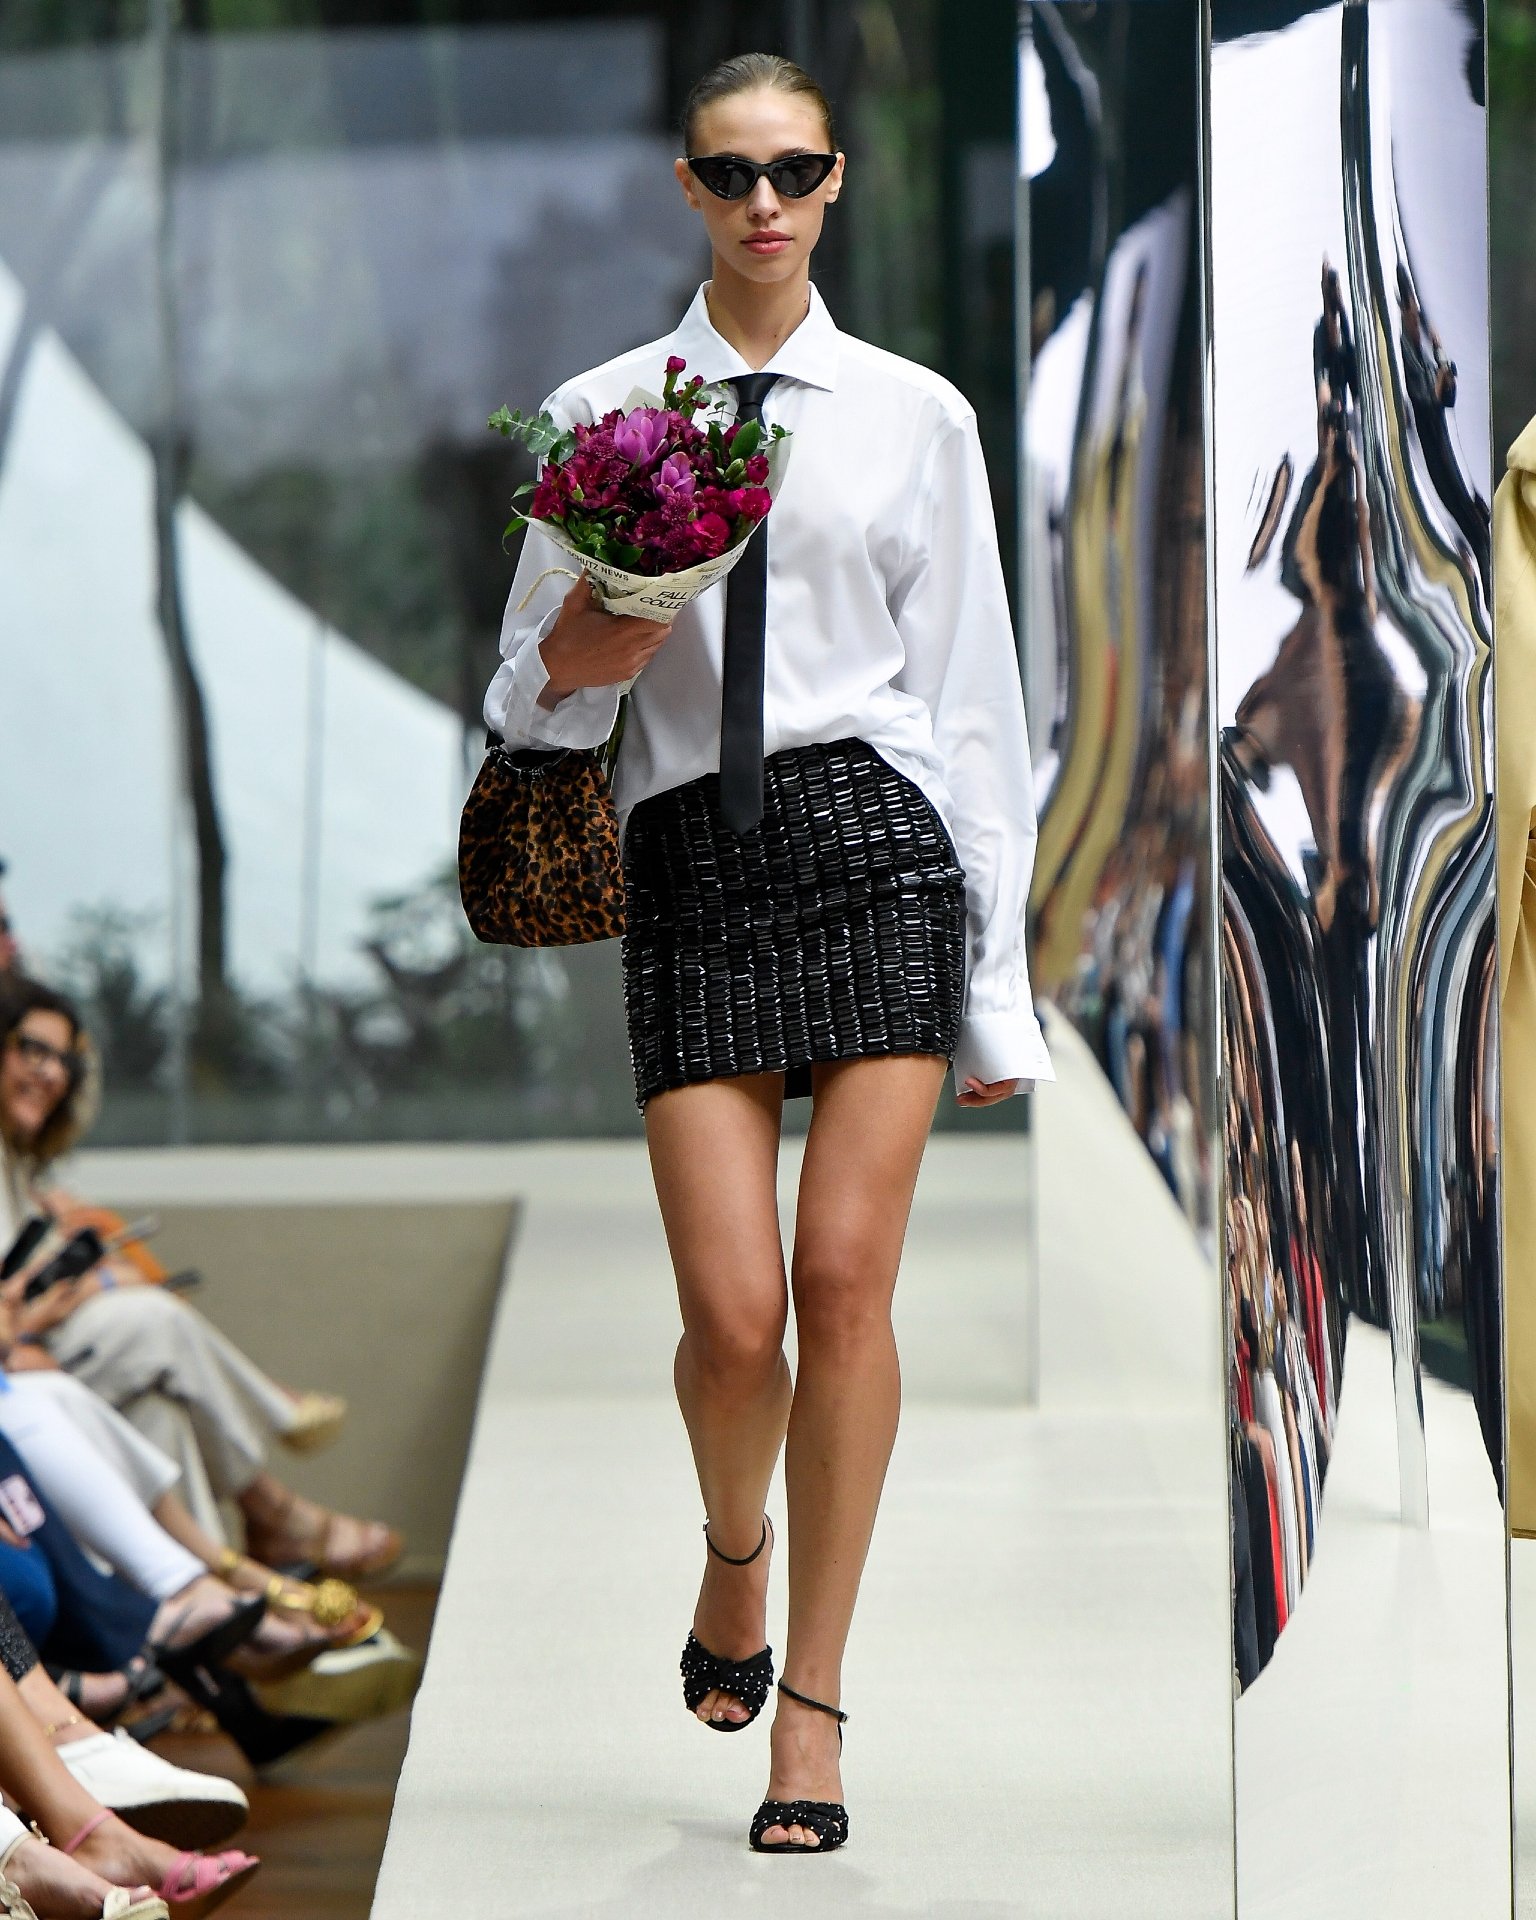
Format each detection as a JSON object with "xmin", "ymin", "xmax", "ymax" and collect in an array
[{"xmin": 484, "ymin": 51, "xmax": 1053, "ymax": 1854}]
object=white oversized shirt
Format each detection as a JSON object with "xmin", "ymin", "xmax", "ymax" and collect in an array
[{"xmin": 484, "ymin": 283, "xmax": 1054, "ymax": 1093}]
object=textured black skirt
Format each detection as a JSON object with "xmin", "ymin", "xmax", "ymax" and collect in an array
[{"xmin": 622, "ymin": 738, "xmax": 967, "ymax": 1107}]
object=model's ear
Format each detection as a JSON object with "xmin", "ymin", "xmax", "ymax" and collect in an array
[
  {"xmin": 675, "ymin": 156, "xmax": 702, "ymax": 210},
  {"xmin": 824, "ymin": 151, "xmax": 847, "ymax": 204}
]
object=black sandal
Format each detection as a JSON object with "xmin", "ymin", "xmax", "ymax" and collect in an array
[
  {"xmin": 749, "ymin": 1681, "xmax": 849, "ymax": 1854},
  {"xmin": 679, "ymin": 1516, "xmax": 773, "ymax": 1732},
  {"xmin": 50, "ymin": 1654, "xmax": 169, "ymax": 1733}
]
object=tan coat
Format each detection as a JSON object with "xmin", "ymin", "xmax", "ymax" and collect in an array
[{"xmin": 1497, "ymin": 418, "xmax": 1536, "ymax": 1534}]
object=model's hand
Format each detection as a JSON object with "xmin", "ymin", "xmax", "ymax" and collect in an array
[
  {"xmin": 537, "ymin": 578, "xmax": 671, "ymax": 708},
  {"xmin": 958, "ymin": 1076, "xmax": 1021, "ymax": 1108}
]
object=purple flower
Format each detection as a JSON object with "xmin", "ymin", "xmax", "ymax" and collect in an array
[
  {"xmin": 666, "ymin": 355, "xmax": 687, "ymax": 374},
  {"xmin": 612, "ymin": 409, "xmax": 669, "ymax": 465},
  {"xmin": 657, "ymin": 452, "xmax": 696, "ymax": 496}
]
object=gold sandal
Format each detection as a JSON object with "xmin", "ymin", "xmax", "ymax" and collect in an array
[
  {"xmin": 215, "ymin": 1551, "xmax": 383, "ymax": 1648},
  {"xmin": 278, "ymin": 1391, "xmax": 348, "ymax": 1455}
]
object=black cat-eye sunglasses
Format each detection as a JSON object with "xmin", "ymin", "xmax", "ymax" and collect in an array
[{"xmin": 687, "ymin": 152, "xmax": 838, "ymax": 201}]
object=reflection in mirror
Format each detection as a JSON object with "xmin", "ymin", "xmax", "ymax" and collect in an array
[
  {"xmin": 1495, "ymin": 0, "xmax": 1536, "ymax": 1901},
  {"xmin": 1023, "ymin": 4, "xmax": 1233, "ymax": 1905},
  {"xmin": 1209, "ymin": 0, "xmax": 1509, "ymax": 1907}
]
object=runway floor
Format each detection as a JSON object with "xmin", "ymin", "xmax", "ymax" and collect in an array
[{"xmin": 371, "ymin": 1021, "xmax": 1235, "ymax": 1918}]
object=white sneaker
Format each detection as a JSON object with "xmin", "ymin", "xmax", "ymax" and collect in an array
[{"xmin": 55, "ymin": 1730, "xmax": 249, "ymax": 1850}]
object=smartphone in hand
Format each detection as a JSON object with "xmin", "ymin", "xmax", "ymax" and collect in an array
[
  {"xmin": 22, "ymin": 1227, "xmax": 106, "ymax": 1303},
  {"xmin": 0, "ymin": 1218, "xmax": 50, "ymax": 1282}
]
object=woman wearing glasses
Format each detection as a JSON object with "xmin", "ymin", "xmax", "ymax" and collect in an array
[
  {"xmin": 0, "ymin": 978, "xmax": 402, "ymax": 1592},
  {"xmin": 486, "ymin": 52, "xmax": 1053, "ymax": 1855}
]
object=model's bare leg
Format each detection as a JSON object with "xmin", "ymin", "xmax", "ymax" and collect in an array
[
  {"xmin": 646, "ymin": 1071, "xmax": 791, "ymax": 1726},
  {"xmin": 761, "ymin": 1053, "xmax": 946, "ymax": 1847}
]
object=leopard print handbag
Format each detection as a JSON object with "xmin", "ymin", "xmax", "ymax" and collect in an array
[{"xmin": 458, "ymin": 736, "xmax": 626, "ymax": 946}]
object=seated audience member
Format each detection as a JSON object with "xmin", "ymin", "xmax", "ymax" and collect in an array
[
  {"xmin": 0, "ymin": 1583, "xmax": 256, "ymax": 1916},
  {"xmin": 0, "ymin": 1306, "xmax": 414, "ymax": 1767},
  {"xmin": 0, "ymin": 976, "xmax": 401, "ymax": 1580}
]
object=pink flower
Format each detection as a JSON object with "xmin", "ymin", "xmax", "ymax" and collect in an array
[
  {"xmin": 612, "ymin": 409, "xmax": 669, "ymax": 465},
  {"xmin": 657, "ymin": 452, "xmax": 695, "ymax": 495},
  {"xmin": 743, "ymin": 453, "xmax": 770, "ymax": 484},
  {"xmin": 735, "ymin": 487, "xmax": 772, "ymax": 523},
  {"xmin": 691, "ymin": 513, "xmax": 732, "ymax": 559},
  {"xmin": 666, "ymin": 355, "xmax": 687, "ymax": 374}
]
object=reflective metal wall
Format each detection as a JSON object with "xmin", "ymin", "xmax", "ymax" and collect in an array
[
  {"xmin": 1027, "ymin": 0, "xmax": 1217, "ymax": 1239},
  {"xmin": 1023, "ymin": 6, "xmax": 1235, "ymax": 1906},
  {"xmin": 1209, "ymin": 0, "xmax": 1509, "ymax": 1905},
  {"xmin": 1026, "ymin": 0, "xmax": 1510, "ymax": 1906}
]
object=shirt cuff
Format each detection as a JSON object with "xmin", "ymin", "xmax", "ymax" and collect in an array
[
  {"xmin": 952, "ymin": 1008, "xmax": 1055, "ymax": 1097},
  {"xmin": 492, "ymin": 613, "xmax": 622, "ymax": 752}
]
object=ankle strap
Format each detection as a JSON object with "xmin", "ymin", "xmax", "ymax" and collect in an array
[
  {"xmin": 777, "ymin": 1680, "xmax": 848, "ymax": 1724},
  {"xmin": 703, "ymin": 1516, "xmax": 768, "ymax": 1567},
  {"xmin": 62, "ymin": 1809, "xmax": 111, "ymax": 1857}
]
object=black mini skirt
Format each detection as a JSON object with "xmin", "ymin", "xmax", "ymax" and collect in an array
[{"xmin": 621, "ymin": 737, "xmax": 967, "ymax": 1107}]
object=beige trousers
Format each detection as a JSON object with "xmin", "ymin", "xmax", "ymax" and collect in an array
[{"xmin": 44, "ymin": 1286, "xmax": 297, "ymax": 1540}]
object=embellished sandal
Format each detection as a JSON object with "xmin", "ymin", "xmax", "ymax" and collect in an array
[
  {"xmin": 679, "ymin": 1517, "xmax": 773, "ymax": 1732},
  {"xmin": 215, "ymin": 1550, "xmax": 383, "ymax": 1648},
  {"xmin": 748, "ymin": 1681, "xmax": 849, "ymax": 1854}
]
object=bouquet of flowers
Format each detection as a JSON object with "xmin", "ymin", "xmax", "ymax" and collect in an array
[{"xmin": 488, "ymin": 356, "xmax": 791, "ymax": 623}]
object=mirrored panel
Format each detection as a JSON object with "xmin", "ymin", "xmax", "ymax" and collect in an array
[
  {"xmin": 1023, "ymin": 4, "xmax": 1234, "ymax": 1906},
  {"xmin": 1492, "ymin": 0, "xmax": 1536, "ymax": 1903},
  {"xmin": 1208, "ymin": 1, "xmax": 1509, "ymax": 1908}
]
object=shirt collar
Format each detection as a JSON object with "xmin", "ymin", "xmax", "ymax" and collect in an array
[{"xmin": 669, "ymin": 281, "xmax": 840, "ymax": 393}]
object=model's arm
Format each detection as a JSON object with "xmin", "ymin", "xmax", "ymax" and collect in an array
[{"xmin": 891, "ymin": 408, "xmax": 1054, "ymax": 1097}]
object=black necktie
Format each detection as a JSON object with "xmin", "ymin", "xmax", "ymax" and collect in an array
[{"xmin": 719, "ymin": 372, "xmax": 781, "ymax": 834}]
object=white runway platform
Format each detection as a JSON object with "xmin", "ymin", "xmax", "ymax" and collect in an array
[{"xmin": 371, "ymin": 1020, "xmax": 1236, "ymax": 1918}]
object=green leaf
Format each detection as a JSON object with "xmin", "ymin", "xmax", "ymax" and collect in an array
[
  {"xmin": 730, "ymin": 418, "xmax": 762, "ymax": 460},
  {"xmin": 486, "ymin": 405, "xmax": 573, "ymax": 462}
]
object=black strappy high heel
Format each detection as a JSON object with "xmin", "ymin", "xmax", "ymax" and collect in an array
[
  {"xmin": 679, "ymin": 1516, "xmax": 773, "ymax": 1732},
  {"xmin": 749, "ymin": 1681, "xmax": 850, "ymax": 1854}
]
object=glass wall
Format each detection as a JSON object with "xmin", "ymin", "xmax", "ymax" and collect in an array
[{"xmin": 0, "ymin": 0, "xmax": 1023, "ymax": 1142}]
